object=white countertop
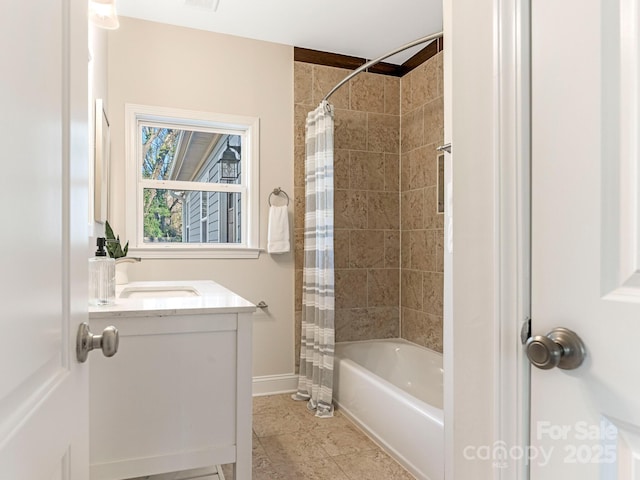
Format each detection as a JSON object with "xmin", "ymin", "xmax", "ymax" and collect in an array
[{"xmin": 89, "ymin": 280, "xmax": 256, "ymax": 318}]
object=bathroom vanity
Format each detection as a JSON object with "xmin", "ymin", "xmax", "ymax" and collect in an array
[{"xmin": 88, "ymin": 281, "xmax": 255, "ymax": 480}]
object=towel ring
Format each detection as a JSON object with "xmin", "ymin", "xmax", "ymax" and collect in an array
[{"xmin": 268, "ymin": 187, "xmax": 290, "ymax": 206}]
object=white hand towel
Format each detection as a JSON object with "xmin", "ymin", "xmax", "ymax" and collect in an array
[{"xmin": 268, "ymin": 205, "xmax": 290, "ymax": 254}]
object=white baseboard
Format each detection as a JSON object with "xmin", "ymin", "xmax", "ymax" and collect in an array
[{"xmin": 252, "ymin": 374, "xmax": 298, "ymax": 396}]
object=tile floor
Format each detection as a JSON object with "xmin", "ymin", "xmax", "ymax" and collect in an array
[{"xmin": 130, "ymin": 393, "xmax": 416, "ymax": 480}]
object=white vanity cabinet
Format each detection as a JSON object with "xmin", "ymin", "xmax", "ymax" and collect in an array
[{"xmin": 88, "ymin": 281, "xmax": 255, "ymax": 480}]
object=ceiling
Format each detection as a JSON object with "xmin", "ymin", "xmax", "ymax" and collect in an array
[{"xmin": 116, "ymin": 0, "xmax": 443, "ymax": 65}]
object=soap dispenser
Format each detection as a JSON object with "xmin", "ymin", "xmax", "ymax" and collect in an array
[{"xmin": 89, "ymin": 237, "xmax": 115, "ymax": 305}]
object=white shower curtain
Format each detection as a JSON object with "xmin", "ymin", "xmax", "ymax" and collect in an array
[{"xmin": 292, "ymin": 101, "xmax": 335, "ymax": 418}]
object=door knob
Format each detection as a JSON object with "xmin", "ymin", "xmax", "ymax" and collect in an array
[
  {"xmin": 525, "ymin": 327, "xmax": 585, "ymax": 370},
  {"xmin": 76, "ymin": 322, "xmax": 119, "ymax": 363}
]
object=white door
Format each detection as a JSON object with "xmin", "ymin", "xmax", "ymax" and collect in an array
[
  {"xmin": 0, "ymin": 0, "xmax": 89, "ymax": 478},
  {"xmin": 531, "ymin": 0, "xmax": 640, "ymax": 477}
]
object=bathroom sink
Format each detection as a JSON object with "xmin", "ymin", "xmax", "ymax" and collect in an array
[{"xmin": 119, "ymin": 285, "xmax": 200, "ymax": 299}]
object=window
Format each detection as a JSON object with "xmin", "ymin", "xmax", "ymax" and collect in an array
[
  {"xmin": 125, "ymin": 104, "xmax": 260, "ymax": 258},
  {"xmin": 184, "ymin": 201, "xmax": 190, "ymax": 242},
  {"xmin": 200, "ymin": 191, "xmax": 208, "ymax": 243}
]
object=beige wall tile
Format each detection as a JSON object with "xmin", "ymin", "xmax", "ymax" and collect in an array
[
  {"xmin": 294, "ymin": 143, "xmax": 305, "ymax": 188},
  {"xmin": 294, "ymin": 187, "xmax": 305, "ymax": 229},
  {"xmin": 435, "ymin": 52, "xmax": 444, "ymax": 97},
  {"xmin": 412, "ymin": 57, "xmax": 439, "ymax": 107},
  {"xmin": 408, "ymin": 145, "xmax": 430, "ymax": 190},
  {"xmin": 350, "ymin": 72, "xmax": 385, "ymax": 113},
  {"xmin": 384, "ymin": 230, "xmax": 400, "ymax": 268},
  {"xmin": 401, "ymin": 269, "xmax": 423, "ymax": 310},
  {"xmin": 401, "ymin": 308, "xmax": 443, "ymax": 352},
  {"xmin": 368, "ymin": 192, "xmax": 400, "ymax": 230},
  {"xmin": 424, "ymin": 143, "xmax": 439, "ymax": 187},
  {"xmin": 335, "ymin": 269, "xmax": 368, "ymax": 308},
  {"xmin": 435, "ymin": 228, "xmax": 444, "ymax": 272},
  {"xmin": 334, "ymin": 229, "xmax": 350, "ymax": 269},
  {"xmin": 423, "ymin": 271, "xmax": 443, "ymax": 316},
  {"xmin": 334, "ymin": 149, "xmax": 350, "ymax": 190},
  {"xmin": 334, "ymin": 308, "xmax": 351, "ymax": 342},
  {"xmin": 401, "ymin": 106, "xmax": 424, "ymax": 152},
  {"xmin": 401, "ymin": 232, "xmax": 411, "ymax": 269},
  {"xmin": 424, "ymin": 96, "xmax": 444, "ymax": 146},
  {"xmin": 369, "ymin": 306, "xmax": 400, "ymax": 338},
  {"xmin": 401, "ymin": 307, "xmax": 427, "ymax": 346},
  {"xmin": 294, "ymin": 229, "xmax": 304, "ymax": 268},
  {"xmin": 425, "ymin": 314, "xmax": 444, "ymax": 353},
  {"xmin": 313, "ymin": 65, "xmax": 350, "ymax": 109},
  {"xmin": 424, "ymin": 185, "xmax": 444, "ymax": 229},
  {"xmin": 368, "ymin": 269, "xmax": 399, "ymax": 307},
  {"xmin": 401, "ymin": 189, "xmax": 425, "ymax": 230},
  {"xmin": 349, "ymin": 230, "xmax": 385, "ymax": 268},
  {"xmin": 294, "ymin": 62, "xmax": 313, "ymax": 105},
  {"xmin": 335, "ymin": 190, "xmax": 368, "ymax": 229},
  {"xmin": 295, "ymin": 56, "xmax": 443, "ymax": 351},
  {"xmin": 384, "ymin": 153, "xmax": 400, "ymax": 192},
  {"xmin": 401, "ymin": 71, "xmax": 413, "ymax": 114},
  {"xmin": 368, "ymin": 113, "xmax": 399, "ymax": 154},
  {"xmin": 400, "ymin": 152, "xmax": 411, "ymax": 192},
  {"xmin": 410, "ymin": 229, "xmax": 437, "ymax": 271},
  {"xmin": 335, "ymin": 308, "xmax": 369, "ymax": 341},
  {"xmin": 400, "ymin": 52, "xmax": 444, "ymax": 352},
  {"xmin": 335, "ymin": 307, "xmax": 399, "ymax": 341},
  {"xmin": 349, "ymin": 151, "xmax": 385, "ymax": 191},
  {"xmin": 335, "ymin": 109, "xmax": 367, "ymax": 151},
  {"xmin": 294, "ymin": 103, "xmax": 312, "ymax": 147},
  {"xmin": 384, "ymin": 76, "xmax": 400, "ymax": 115}
]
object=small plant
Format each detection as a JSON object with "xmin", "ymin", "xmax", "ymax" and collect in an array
[{"xmin": 105, "ymin": 221, "xmax": 129, "ymax": 259}]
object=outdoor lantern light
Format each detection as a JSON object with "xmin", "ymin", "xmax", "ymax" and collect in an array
[{"xmin": 219, "ymin": 139, "xmax": 240, "ymax": 182}]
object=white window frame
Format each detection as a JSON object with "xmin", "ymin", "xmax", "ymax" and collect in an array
[
  {"xmin": 200, "ymin": 191, "xmax": 208, "ymax": 243},
  {"xmin": 125, "ymin": 104, "xmax": 260, "ymax": 258},
  {"xmin": 184, "ymin": 201, "xmax": 190, "ymax": 243}
]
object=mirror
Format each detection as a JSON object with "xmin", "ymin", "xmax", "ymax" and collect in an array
[{"xmin": 94, "ymin": 98, "xmax": 110, "ymax": 223}]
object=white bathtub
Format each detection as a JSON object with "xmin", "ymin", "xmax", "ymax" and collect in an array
[{"xmin": 334, "ymin": 339, "xmax": 444, "ymax": 480}]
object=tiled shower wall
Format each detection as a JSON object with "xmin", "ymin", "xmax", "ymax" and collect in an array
[
  {"xmin": 400, "ymin": 52, "xmax": 444, "ymax": 352},
  {"xmin": 293, "ymin": 51, "xmax": 444, "ymax": 367}
]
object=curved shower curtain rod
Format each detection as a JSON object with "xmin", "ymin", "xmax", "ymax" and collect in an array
[{"xmin": 322, "ymin": 30, "xmax": 444, "ymax": 103}]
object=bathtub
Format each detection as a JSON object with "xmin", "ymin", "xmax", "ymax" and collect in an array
[{"xmin": 334, "ymin": 339, "xmax": 444, "ymax": 480}]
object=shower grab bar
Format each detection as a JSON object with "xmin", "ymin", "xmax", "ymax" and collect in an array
[{"xmin": 322, "ymin": 30, "xmax": 444, "ymax": 103}]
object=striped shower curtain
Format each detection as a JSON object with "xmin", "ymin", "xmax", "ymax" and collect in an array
[{"xmin": 293, "ymin": 101, "xmax": 335, "ymax": 418}]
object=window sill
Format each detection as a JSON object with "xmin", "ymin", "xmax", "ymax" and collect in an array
[{"xmin": 128, "ymin": 246, "xmax": 263, "ymax": 259}]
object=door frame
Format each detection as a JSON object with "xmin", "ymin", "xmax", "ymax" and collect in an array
[
  {"xmin": 444, "ymin": 0, "xmax": 531, "ymax": 478},
  {"xmin": 493, "ymin": 0, "xmax": 531, "ymax": 477}
]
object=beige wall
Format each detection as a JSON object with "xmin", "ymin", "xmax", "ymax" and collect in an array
[
  {"xmin": 107, "ymin": 17, "xmax": 295, "ymax": 380},
  {"xmin": 447, "ymin": 0, "xmax": 498, "ymax": 474}
]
